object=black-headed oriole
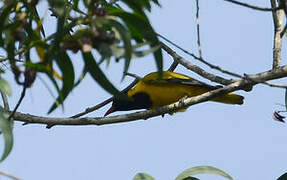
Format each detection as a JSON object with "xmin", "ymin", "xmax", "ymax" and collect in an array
[{"xmin": 105, "ymin": 71, "xmax": 244, "ymax": 116}]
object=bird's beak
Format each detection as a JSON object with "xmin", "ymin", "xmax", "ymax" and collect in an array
[{"xmin": 104, "ymin": 106, "xmax": 115, "ymax": 116}]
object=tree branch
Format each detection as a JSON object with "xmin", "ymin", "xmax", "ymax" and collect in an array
[
  {"xmin": 8, "ymin": 86, "xmax": 26, "ymax": 120},
  {"xmin": 158, "ymin": 36, "xmax": 243, "ymax": 79},
  {"xmin": 10, "ymin": 65, "xmax": 287, "ymax": 127},
  {"xmin": 125, "ymin": 72, "xmax": 142, "ymax": 80},
  {"xmin": 224, "ymin": 0, "xmax": 280, "ymax": 11},
  {"xmin": 0, "ymin": 169, "xmax": 21, "ymax": 180},
  {"xmin": 161, "ymin": 43, "xmax": 235, "ymax": 85},
  {"xmin": 271, "ymin": 0, "xmax": 285, "ymax": 69}
]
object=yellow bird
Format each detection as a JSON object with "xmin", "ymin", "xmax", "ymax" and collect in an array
[{"xmin": 105, "ymin": 71, "xmax": 244, "ymax": 116}]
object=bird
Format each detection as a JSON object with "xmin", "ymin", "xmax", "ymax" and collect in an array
[{"xmin": 104, "ymin": 71, "xmax": 244, "ymax": 116}]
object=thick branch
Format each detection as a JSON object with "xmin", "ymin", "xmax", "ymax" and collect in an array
[
  {"xmin": 11, "ymin": 65, "xmax": 287, "ymax": 127},
  {"xmin": 271, "ymin": 0, "xmax": 285, "ymax": 69}
]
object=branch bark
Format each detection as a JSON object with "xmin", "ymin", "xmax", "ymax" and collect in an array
[
  {"xmin": 10, "ymin": 65, "xmax": 287, "ymax": 127},
  {"xmin": 271, "ymin": 0, "xmax": 285, "ymax": 69}
]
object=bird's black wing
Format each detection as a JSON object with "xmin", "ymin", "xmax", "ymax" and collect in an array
[{"xmin": 166, "ymin": 78, "xmax": 222, "ymax": 90}]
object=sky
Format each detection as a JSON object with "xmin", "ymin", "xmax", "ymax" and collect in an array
[{"xmin": 1, "ymin": 0, "xmax": 287, "ymax": 180}]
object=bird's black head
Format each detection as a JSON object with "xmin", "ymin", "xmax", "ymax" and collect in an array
[{"xmin": 104, "ymin": 92, "xmax": 152, "ymax": 116}]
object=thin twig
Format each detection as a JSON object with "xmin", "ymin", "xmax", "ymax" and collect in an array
[
  {"xmin": 168, "ymin": 61, "xmax": 179, "ymax": 71},
  {"xmin": 70, "ymin": 79, "xmax": 138, "ymax": 118},
  {"xmin": 158, "ymin": 34, "xmax": 243, "ymax": 79},
  {"xmin": 261, "ymin": 81, "xmax": 287, "ymax": 88},
  {"xmin": 0, "ymin": 48, "xmax": 25, "ymax": 63},
  {"xmin": 0, "ymin": 169, "xmax": 21, "ymax": 180},
  {"xmin": 125, "ymin": 72, "xmax": 142, "ymax": 80},
  {"xmin": 162, "ymin": 42, "xmax": 287, "ymax": 89},
  {"xmin": 8, "ymin": 86, "xmax": 26, "ymax": 120},
  {"xmin": 224, "ymin": 0, "xmax": 280, "ymax": 11},
  {"xmin": 158, "ymin": 33, "xmax": 194, "ymax": 58},
  {"xmin": 195, "ymin": 0, "xmax": 202, "ymax": 58},
  {"xmin": 71, "ymin": 55, "xmax": 179, "ymax": 118},
  {"xmin": 161, "ymin": 42, "xmax": 235, "ymax": 85}
]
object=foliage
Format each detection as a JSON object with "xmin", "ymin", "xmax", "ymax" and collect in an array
[
  {"xmin": 0, "ymin": 0, "xmax": 162, "ymax": 162},
  {"xmin": 0, "ymin": 79, "xmax": 12, "ymax": 162},
  {"xmin": 0, "ymin": 0, "xmax": 162, "ymax": 113},
  {"xmin": 0, "ymin": 108, "xmax": 13, "ymax": 162}
]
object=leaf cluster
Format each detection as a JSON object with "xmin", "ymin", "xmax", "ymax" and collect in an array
[
  {"xmin": 0, "ymin": 0, "xmax": 162, "ymax": 162},
  {"xmin": 0, "ymin": 0, "xmax": 162, "ymax": 113}
]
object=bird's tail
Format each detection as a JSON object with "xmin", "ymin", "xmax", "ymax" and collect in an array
[{"xmin": 212, "ymin": 93, "xmax": 244, "ymax": 105}]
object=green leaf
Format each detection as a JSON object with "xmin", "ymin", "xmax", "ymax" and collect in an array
[
  {"xmin": 110, "ymin": 43, "xmax": 159, "ymax": 60},
  {"xmin": 151, "ymin": 0, "xmax": 161, "ymax": 6},
  {"xmin": 0, "ymin": 108, "xmax": 13, "ymax": 162},
  {"xmin": 175, "ymin": 166, "xmax": 233, "ymax": 180},
  {"xmin": 126, "ymin": 22, "xmax": 144, "ymax": 43},
  {"xmin": 183, "ymin": 177, "xmax": 200, "ymax": 180},
  {"xmin": 45, "ymin": 6, "xmax": 75, "ymax": 64},
  {"xmin": 0, "ymin": 78, "xmax": 11, "ymax": 97},
  {"xmin": 106, "ymin": 5, "xmax": 163, "ymax": 73},
  {"xmin": 0, "ymin": 2, "xmax": 16, "ymax": 32},
  {"xmin": 48, "ymin": 52, "xmax": 75, "ymax": 113},
  {"xmin": 133, "ymin": 173, "xmax": 155, "ymax": 180},
  {"xmin": 107, "ymin": 19, "xmax": 132, "ymax": 75},
  {"xmin": 74, "ymin": 67, "xmax": 87, "ymax": 88},
  {"xmin": 277, "ymin": 172, "xmax": 287, "ymax": 180},
  {"xmin": 28, "ymin": 5, "xmax": 45, "ymax": 37},
  {"xmin": 45, "ymin": 72, "xmax": 62, "ymax": 107},
  {"xmin": 121, "ymin": 0, "xmax": 150, "ymax": 14},
  {"xmin": 48, "ymin": 0, "xmax": 66, "ymax": 16},
  {"xmin": 120, "ymin": 0, "xmax": 160, "ymax": 13},
  {"xmin": 107, "ymin": 7, "xmax": 152, "ymax": 41},
  {"xmin": 82, "ymin": 52, "xmax": 121, "ymax": 96},
  {"xmin": 72, "ymin": 0, "xmax": 80, "ymax": 9}
]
